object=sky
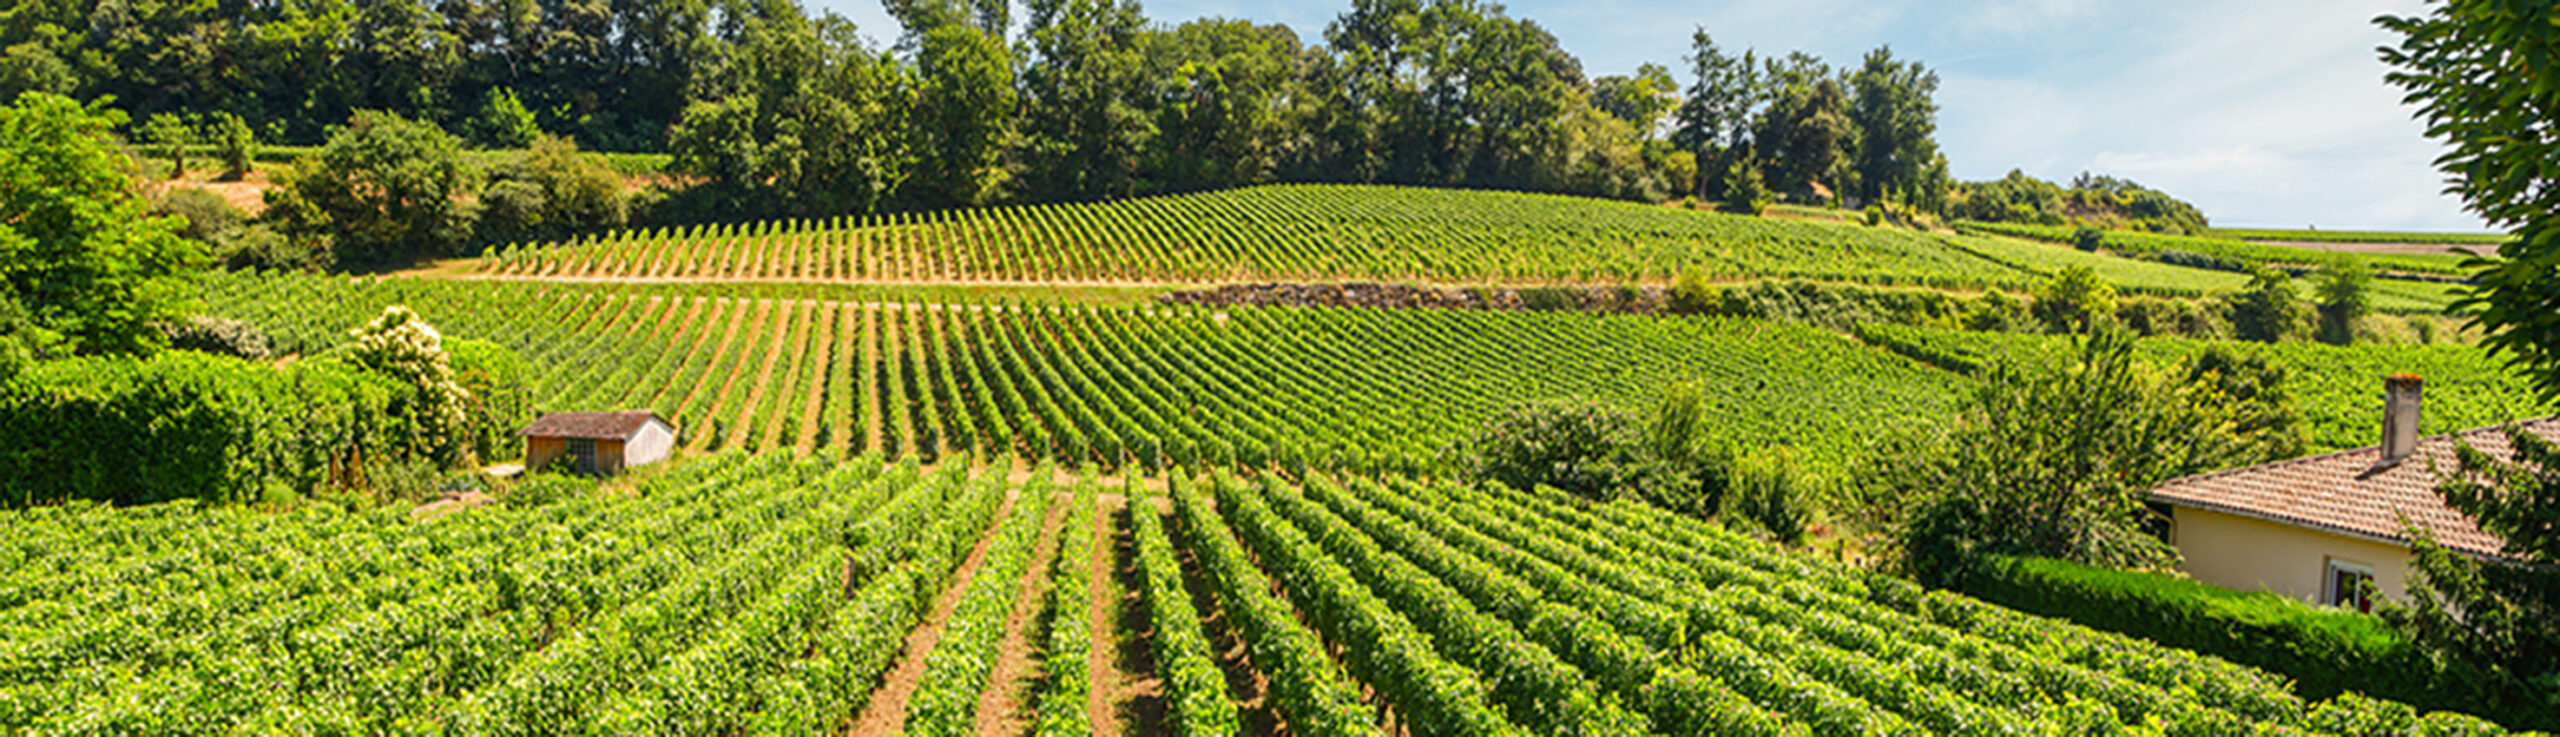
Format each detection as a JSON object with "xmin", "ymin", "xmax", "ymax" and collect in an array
[{"xmin": 805, "ymin": 0, "xmax": 2489, "ymax": 232}]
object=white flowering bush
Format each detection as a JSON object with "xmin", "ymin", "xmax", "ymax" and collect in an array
[{"xmin": 351, "ymin": 305, "xmax": 472, "ymax": 466}]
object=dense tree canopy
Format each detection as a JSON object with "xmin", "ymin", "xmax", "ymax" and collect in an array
[
  {"xmin": 0, "ymin": 92, "xmax": 201, "ymax": 357},
  {"xmin": 2381, "ymin": 1, "xmax": 2560, "ymax": 402},
  {"xmin": 2, "ymin": 0, "xmax": 2028, "ymax": 244}
]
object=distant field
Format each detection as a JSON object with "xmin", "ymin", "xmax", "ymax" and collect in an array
[
  {"xmin": 1958, "ymin": 221, "xmax": 2477, "ymax": 277},
  {"xmin": 207, "ymin": 272, "xmax": 1962, "ymax": 473},
  {"xmin": 2213, "ymin": 228, "xmax": 2510, "ymax": 247},
  {"xmin": 1943, "ymin": 231, "xmax": 2459, "ymax": 313},
  {"xmin": 1855, "ymin": 324, "xmax": 2546, "ymax": 451},
  {"xmin": 480, "ymin": 184, "xmax": 2057, "ymax": 288}
]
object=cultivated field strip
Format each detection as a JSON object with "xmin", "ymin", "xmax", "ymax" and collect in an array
[
  {"xmin": 478, "ymin": 184, "xmax": 2054, "ymax": 289},
  {"xmin": 204, "ymin": 272, "xmax": 1962, "ymax": 472},
  {"xmin": 1853, "ymin": 324, "xmax": 2547, "ymax": 451},
  {"xmin": 0, "ymin": 457, "xmax": 2509, "ymax": 734}
]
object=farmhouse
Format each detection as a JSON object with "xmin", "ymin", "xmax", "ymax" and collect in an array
[
  {"xmin": 2149, "ymin": 376, "xmax": 2552, "ymax": 611},
  {"xmin": 519, "ymin": 411, "xmax": 678, "ymax": 476}
]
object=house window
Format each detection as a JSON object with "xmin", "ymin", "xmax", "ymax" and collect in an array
[
  {"xmin": 2325, "ymin": 559, "xmax": 2375, "ymax": 613},
  {"xmin": 566, "ymin": 438, "xmax": 599, "ymax": 475}
]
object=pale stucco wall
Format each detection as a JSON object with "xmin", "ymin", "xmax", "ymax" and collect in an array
[
  {"xmin": 623, "ymin": 421, "xmax": 676, "ymax": 470},
  {"xmin": 2170, "ymin": 505, "xmax": 2415, "ymax": 606}
]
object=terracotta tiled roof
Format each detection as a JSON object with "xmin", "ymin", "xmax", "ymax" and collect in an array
[
  {"xmin": 518, "ymin": 411, "xmax": 669, "ymax": 440},
  {"xmin": 2150, "ymin": 418, "xmax": 2559, "ymax": 558}
]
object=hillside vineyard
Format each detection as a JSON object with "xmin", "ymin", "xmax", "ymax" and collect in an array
[
  {"xmin": 205, "ymin": 272, "xmax": 1961, "ymax": 472},
  {"xmin": 0, "ymin": 453, "xmax": 2505, "ymax": 733},
  {"xmin": 481, "ymin": 185, "xmax": 2078, "ymax": 290}
]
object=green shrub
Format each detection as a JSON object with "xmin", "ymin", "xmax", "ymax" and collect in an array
[
  {"xmin": 154, "ymin": 187, "xmax": 247, "ymax": 243},
  {"xmin": 0, "ymin": 351, "xmax": 402, "ymax": 507},
  {"xmin": 1517, "ymin": 286, "xmax": 1581, "ymax": 311},
  {"xmin": 502, "ymin": 472, "xmax": 595, "ymax": 509},
  {"xmin": 1957, "ymin": 555, "xmax": 2550, "ymax": 730},
  {"xmin": 159, "ymin": 315, "xmax": 272, "ymax": 360},
  {"xmin": 1727, "ymin": 447, "xmax": 1814, "ymax": 544}
]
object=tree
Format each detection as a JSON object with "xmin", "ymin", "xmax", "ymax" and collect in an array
[
  {"xmin": 908, "ymin": 24, "xmax": 1015, "ymax": 208},
  {"xmin": 1758, "ymin": 75, "xmax": 1852, "ymax": 200},
  {"xmin": 265, "ymin": 110, "xmax": 478, "ymax": 270},
  {"xmin": 1143, "ymin": 19, "xmax": 1306, "ymax": 191},
  {"xmin": 137, "ymin": 113, "xmax": 198, "ymax": 179},
  {"xmin": 2227, "ymin": 268, "xmax": 2309, "ymax": 343},
  {"xmin": 2315, "ymin": 257, "xmax": 2374, "ymax": 345},
  {"xmin": 2385, "ymin": 425, "xmax": 2560, "ymax": 710},
  {"xmin": 348, "ymin": 305, "xmax": 471, "ymax": 467},
  {"xmin": 206, "ymin": 111, "xmax": 255, "ymax": 179},
  {"xmin": 0, "ymin": 92, "xmax": 203, "ymax": 357},
  {"xmin": 667, "ymin": 5, "xmax": 912, "ymax": 218},
  {"xmin": 2032, "ymin": 265, "xmax": 2117, "ymax": 333},
  {"xmin": 1591, "ymin": 63, "xmax": 1677, "ymax": 133},
  {"xmin": 1719, "ymin": 151, "xmax": 1770, "ymax": 214},
  {"xmin": 1671, "ymin": 29, "xmax": 1762, "ymax": 159},
  {"xmin": 478, "ymin": 135, "xmax": 627, "ymax": 246},
  {"xmin": 2380, "ymin": 3, "xmax": 2560, "ymax": 401},
  {"xmin": 1876, "ymin": 330, "xmax": 2298, "ymax": 583},
  {"xmin": 467, "ymin": 88, "xmax": 542, "ymax": 149},
  {"xmin": 1847, "ymin": 46, "xmax": 1941, "ymax": 207},
  {"xmin": 1019, "ymin": 0, "xmax": 1153, "ymax": 201}
]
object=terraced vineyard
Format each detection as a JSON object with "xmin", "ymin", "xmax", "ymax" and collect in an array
[
  {"xmin": 1855, "ymin": 324, "xmax": 2546, "ymax": 451},
  {"xmin": 0, "ymin": 453, "xmax": 2505, "ymax": 734},
  {"xmin": 480, "ymin": 184, "xmax": 2067, "ymax": 289},
  {"xmin": 204, "ymin": 272, "xmax": 1962, "ymax": 472}
]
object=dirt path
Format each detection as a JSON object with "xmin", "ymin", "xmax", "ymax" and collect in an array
[
  {"xmin": 1085, "ymin": 493, "xmax": 1121, "ymax": 736},
  {"xmin": 727, "ymin": 300, "xmax": 799, "ymax": 451},
  {"xmin": 1098, "ymin": 496, "xmax": 1166, "ymax": 736},
  {"xmin": 971, "ymin": 492, "xmax": 1071, "ymax": 736},
  {"xmin": 847, "ymin": 488, "xmax": 1023, "ymax": 737},
  {"xmin": 794, "ymin": 304, "xmax": 840, "ymax": 453}
]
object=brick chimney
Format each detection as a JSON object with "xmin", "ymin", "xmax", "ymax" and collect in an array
[{"xmin": 2382, "ymin": 374, "xmax": 2424, "ymax": 463}]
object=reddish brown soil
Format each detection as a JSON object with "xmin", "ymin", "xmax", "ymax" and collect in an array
[
  {"xmin": 971, "ymin": 492, "xmax": 1071, "ymax": 736},
  {"xmin": 847, "ymin": 488, "xmax": 1021, "ymax": 737}
]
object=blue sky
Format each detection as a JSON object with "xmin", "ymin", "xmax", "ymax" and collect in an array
[{"xmin": 806, "ymin": 0, "xmax": 2488, "ymax": 232}]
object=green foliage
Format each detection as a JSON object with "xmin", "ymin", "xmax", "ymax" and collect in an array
[
  {"xmin": 2317, "ymin": 257, "xmax": 2376, "ymax": 345},
  {"xmin": 137, "ymin": 113, "xmax": 199, "ymax": 179},
  {"xmin": 1727, "ymin": 447, "xmax": 1815, "ymax": 544},
  {"xmin": 2229, "ymin": 268, "xmax": 2310, "ymax": 343},
  {"xmin": 478, "ymin": 136, "xmax": 627, "ymax": 247},
  {"xmin": 2380, "ymin": 2, "xmax": 2560, "ymax": 402},
  {"xmin": 500, "ymin": 471, "xmax": 596, "ymax": 509},
  {"xmin": 2031, "ymin": 265, "xmax": 2117, "ymax": 333},
  {"xmin": 349, "ymin": 305, "xmax": 470, "ymax": 466},
  {"xmin": 266, "ymin": 110, "xmax": 478, "ymax": 269},
  {"xmin": 1019, "ymin": 0, "xmax": 1153, "ymax": 201},
  {"xmin": 1951, "ymin": 170, "xmax": 2210, "ymax": 234},
  {"xmin": 447, "ymin": 338, "xmax": 531, "ymax": 463},
  {"xmin": 1963, "ymin": 219, "xmax": 2479, "ymax": 278},
  {"xmin": 911, "ymin": 25, "xmax": 1015, "ymax": 208},
  {"xmin": 159, "ymin": 315, "xmax": 272, "ymax": 361},
  {"xmin": 1877, "ymin": 330, "xmax": 2295, "ymax": 582},
  {"xmin": 1956, "ymin": 555, "xmax": 2551, "ymax": 730},
  {"xmin": 1857, "ymin": 324, "xmax": 2545, "ymax": 452},
  {"xmin": 0, "ymin": 350, "xmax": 398, "ymax": 507},
  {"xmin": 1847, "ymin": 46, "xmax": 1941, "ymax": 208},
  {"xmin": 1667, "ymin": 268, "xmax": 1716, "ymax": 314},
  {"xmin": 1456, "ymin": 401, "xmax": 1634, "ymax": 501},
  {"xmin": 1719, "ymin": 152, "xmax": 1772, "ymax": 214},
  {"xmin": 666, "ymin": 4, "xmax": 914, "ymax": 219},
  {"xmin": 154, "ymin": 187, "xmax": 247, "ymax": 243},
  {"xmin": 206, "ymin": 111, "xmax": 255, "ymax": 179},
  {"xmin": 2384, "ymin": 425, "xmax": 2560, "ymax": 723},
  {"xmin": 0, "ymin": 92, "xmax": 204, "ymax": 357},
  {"xmin": 2215, "ymin": 228, "xmax": 2510, "ymax": 246},
  {"xmin": 468, "ymin": 88, "xmax": 542, "ymax": 149}
]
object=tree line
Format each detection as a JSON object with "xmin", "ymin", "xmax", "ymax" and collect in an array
[{"xmin": 4, "ymin": 0, "xmax": 1964, "ymax": 219}]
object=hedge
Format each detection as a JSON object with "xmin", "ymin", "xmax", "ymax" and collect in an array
[
  {"xmin": 0, "ymin": 351, "xmax": 403, "ymax": 507},
  {"xmin": 1955, "ymin": 554, "xmax": 2555, "ymax": 731}
]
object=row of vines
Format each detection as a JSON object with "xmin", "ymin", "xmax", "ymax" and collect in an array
[
  {"xmin": 477, "ymin": 184, "xmax": 2055, "ymax": 289},
  {"xmin": 203, "ymin": 272, "xmax": 1964, "ymax": 473},
  {"xmin": 4, "ymin": 450, "xmax": 2507, "ymax": 733}
]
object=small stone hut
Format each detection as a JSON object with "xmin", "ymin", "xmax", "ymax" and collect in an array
[{"xmin": 518, "ymin": 410, "xmax": 677, "ymax": 476}]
